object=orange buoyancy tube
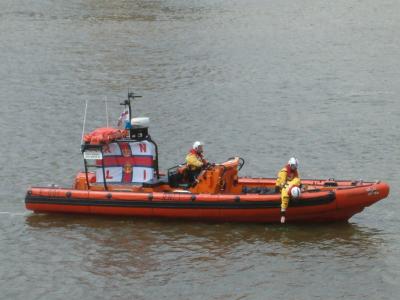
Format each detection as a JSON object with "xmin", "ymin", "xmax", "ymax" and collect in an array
[{"xmin": 84, "ymin": 128, "xmax": 128, "ymax": 145}]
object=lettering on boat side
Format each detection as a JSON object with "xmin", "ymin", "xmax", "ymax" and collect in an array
[
  {"xmin": 83, "ymin": 150, "xmax": 103, "ymax": 160},
  {"xmin": 366, "ymin": 187, "xmax": 379, "ymax": 196},
  {"xmin": 163, "ymin": 194, "xmax": 175, "ymax": 201}
]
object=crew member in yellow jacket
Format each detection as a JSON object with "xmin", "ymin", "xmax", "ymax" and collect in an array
[
  {"xmin": 275, "ymin": 157, "xmax": 302, "ymax": 224},
  {"xmin": 185, "ymin": 141, "xmax": 208, "ymax": 183}
]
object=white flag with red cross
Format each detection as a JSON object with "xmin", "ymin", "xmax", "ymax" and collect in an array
[{"xmin": 96, "ymin": 141, "xmax": 156, "ymax": 184}]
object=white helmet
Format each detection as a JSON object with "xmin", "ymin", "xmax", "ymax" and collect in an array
[
  {"xmin": 193, "ymin": 141, "xmax": 204, "ymax": 150},
  {"xmin": 290, "ymin": 186, "xmax": 301, "ymax": 199},
  {"xmin": 288, "ymin": 157, "xmax": 298, "ymax": 169}
]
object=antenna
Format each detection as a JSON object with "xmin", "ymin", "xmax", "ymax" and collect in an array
[
  {"xmin": 81, "ymin": 99, "xmax": 89, "ymax": 145},
  {"xmin": 105, "ymin": 96, "xmax": 109, "ymax": 127}
]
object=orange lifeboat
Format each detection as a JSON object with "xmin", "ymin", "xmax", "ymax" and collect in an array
[{"xmin": 24, "ymin": 92, "xmax": 390, "ymax": 223}]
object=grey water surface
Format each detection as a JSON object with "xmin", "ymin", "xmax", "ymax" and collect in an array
[{"xmin": 1, "ymin": 0, "xmax": 400, "ymax": 299}]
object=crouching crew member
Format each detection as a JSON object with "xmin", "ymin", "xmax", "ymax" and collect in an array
[
  {"xmin": 275, "ymin": 157, "xmax": 302, "ymax": 224},
  {"xmin": 185, "ymin": 141, "xmax": 208, "ymax": 183}
]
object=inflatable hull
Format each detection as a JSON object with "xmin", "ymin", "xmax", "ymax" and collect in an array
[{"xmin": 25, "ymin": 181, "xmax": 389, "ymax": 223}]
